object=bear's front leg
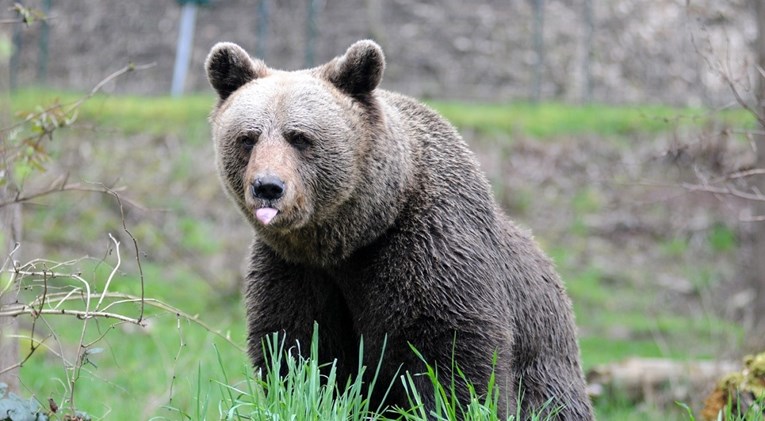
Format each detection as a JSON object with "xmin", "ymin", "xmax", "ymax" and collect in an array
[
  {"xmin": 244, "ymin": 241, "xmax": 358, "ymax": 381},
  {"xmin": 378, "ymin": 324, "xmax": 516, "ymax": 417}
]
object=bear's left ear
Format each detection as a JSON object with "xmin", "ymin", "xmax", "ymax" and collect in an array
[
  {"xmin": 205, "ymin": 42, "xmax": 268, "ymax": 101},
  {"xmin": 323, "ymin": 40, "xmax": 385, "ymax": 98}
]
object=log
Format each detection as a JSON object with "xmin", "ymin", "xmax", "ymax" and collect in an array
[{"xmin": 586, "ymin": 357, "xmax": 739, "ymax": 409}]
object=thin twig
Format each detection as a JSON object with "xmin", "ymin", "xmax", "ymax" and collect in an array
[
  {"xmin": 1, "ymin": 62, "xmax": 156, "ymax": 133},
  {"xmin": 143, "ymin": 298, "xmax": 244, "ymax": 352},
  {"xmin": 680, "ymin": 182, "xmax": 765, "ymax": 202},
  {"xmin": 0, "ymin": 335, "xmax": 52, "ymax": 376},
  {"xmin": 0, "ymin": 243, "xmax": 21, "ymax": 296},
  {"xmin": 95, "ymin": 234, "xmax": 121, "ymax": 311},
  {"xmin": 624, "ymin": 179, "xmax": 765, "ymax": 202},
  {"xmin": 0, "ymin": 285, "xmax": 245, "ymax": 352},
  {"xmin": 83, "ymin": 323, "xmax": 122, "ymax": 349},
  {"xmin": 108, "ymin": 188, "xmax": 145, "ymax": 322},
  {"xmin": 69, "ymin": 233, "xmax": 112, "ymax": 413},
  {"xmin": 0, "ymin": 306, "xmax": 141, "ymax": 324},
  {"xmin": 167, "ymin": 314, "xmax": 184, "ymax": 406},
  {"xmin": 15, "ymin": 256, "xmax": 88, "ymax": 272},
  {"xmin": 48, "ymin": 289, "xmax": 82, "ymax": 311},
  {"xmin": 0, "ymin": 183, "xmax": 127, "ymax": 208},
  {"xmin": 720, "ymin": 71, "xmax": 765, "ymax": 128},
  {"xmin": 724, "ymin": 168, "xmax": 765, "ymax": 181}
]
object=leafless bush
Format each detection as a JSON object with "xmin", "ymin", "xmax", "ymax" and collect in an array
[{"xmin": 0, "ymin": 10, "xmax": 241, "ymax": 416}]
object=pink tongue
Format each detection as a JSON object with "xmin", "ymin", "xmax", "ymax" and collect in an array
[{"xmin": 256, "ymin": 208, "xmax": 278, "ymax": 225}]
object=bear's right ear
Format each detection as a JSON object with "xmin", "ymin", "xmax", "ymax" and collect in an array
[{"xmin": 205, "ymin": 42, "xmax": 268, "ymax": 101}]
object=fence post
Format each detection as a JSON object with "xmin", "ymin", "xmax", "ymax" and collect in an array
[
  {"xmin": 531, "ymin": 0, "xmax": 545, "ymax": 103},
  {"xmin": 171, "ymin": 1, "xmax": 200, "ymax": 97},
  {"xmin": 9, "ymin": 4, "xmax": 23, "ymax": 91},
  {"xmin": 581, "ymin": 0, "xmax": 593, "ymax": 103},
  {"xmin": 305, "ymin": 0, "xmax": 318, "ymax": 68},
  {"xmin": 36, "ymin": 0, "xmax": 51, "ymax": 84},
  {"xmin": 256, "ymin": 0, "xmax": 269, "ymax": 60}
]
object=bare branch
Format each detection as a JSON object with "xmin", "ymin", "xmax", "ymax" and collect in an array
[
  {"xmin": 0, "ymin": 243, "xmax": 21, "ymax": 295},
  {"xmin": 95, "ymin": 234, "xmax": 121, "ymax": 311},
  {"xmin": 141, "ymin": 298, "xmax": 244, "ymax": 352},
  {"xmin": 723, "ymin": 168, "xmax": 765, "ymax": 181},
  {"xmin": 108, "ymin": 188, "xmax": 145, "ymax": 322},
  {"xmin": 0, "ymin": 286, "xmax": 245, "ymax": 353},
  {"xmin": 680, "ymin": 182, "xmax": 765, "ymax": 202},
  {"xmin": 0, "ymin": 183, "xmax": 127, "ymax": 208},
  {"xmin": 720, "ymin": 71, "xmax": 765, "ymax": 128},
  {"xmin": 0, "ymin": 305, "xmax": 142, "ymax": 324},
  {"xmin": 0, "ymin": 334, "xmax": 53, "ymax": 376},
  {"xmin": 70, "ymin": 234, "xmax": 123, "ymax": 409},
  {"xmin": 2, "ymin": 62, "xmax": 156, "ymax": 134}
]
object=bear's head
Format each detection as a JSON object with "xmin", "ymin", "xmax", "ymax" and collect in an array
[{"xmin": 206, "ymin": 40, "xmax": 411, "ymax": 267}]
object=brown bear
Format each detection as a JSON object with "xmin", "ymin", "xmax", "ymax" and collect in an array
[{"xmin": 205, "ymin": 40, "xmax": 593, "ymax": 419}]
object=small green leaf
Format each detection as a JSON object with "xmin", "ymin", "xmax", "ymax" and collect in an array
[{"xmin": 12, "ymin": 161, "xmax": 33, "ymax": 182}]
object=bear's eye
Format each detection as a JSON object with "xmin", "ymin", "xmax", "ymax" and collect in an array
[
  {"xmin": 286, "ymin": 131, "xmax": 312, "ymax": 151},
  {"xmin": 238, "ymin": 134, "xmax": 257, "ymax": 152}
]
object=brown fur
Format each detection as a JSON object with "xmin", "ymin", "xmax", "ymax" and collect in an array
[{"xmin": 206, "ymin": 40, "xmax": 594, "ymax": 419}]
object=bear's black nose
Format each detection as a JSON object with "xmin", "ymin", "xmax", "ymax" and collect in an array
[{"xmin": 252, "ymin": 176, "xmax": 285, "ymax": 201}]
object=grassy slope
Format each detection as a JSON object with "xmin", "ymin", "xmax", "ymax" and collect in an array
[
  {"xmin": 8, "ymin": 90, "xmax": 751, "ymax": 419},
  {"xmin": 13, "ymin": 88, "xmax": 752, "ymax": 139}
]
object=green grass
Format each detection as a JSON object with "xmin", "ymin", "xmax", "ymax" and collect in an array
[
  {"xmin": 211, "ymin": 325, "xmax": 389, "ymax": 421},
  {"xmin": 210, "ymin": 327, "xmax": 563, "ymax": 421},
  {"xmin": 708, "ymin": 224, "xmax": 737, "ymax": 253},
  {"xmin": 10, "ymin": 88, "xmax": 214, "ymax": 143},
  {"xmin": 10, "ymin": 88, "xmax": 755, "ymax": 142},
  {"xmin": 562, "ymin": 263, "xmax": 743, "ymax": 371},
  {"xmin": 14, "ymin": 257, "xmax": 247, "ymax": 420},
  {"xmin": 550, "ymin": 245, "xmax": 744, "ymax": 382},
  {"xmin": 428, "ymin": 100, "xmax": 754, "ymax": 139}
]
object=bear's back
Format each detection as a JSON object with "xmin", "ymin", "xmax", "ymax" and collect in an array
[{"xmin": 377, "ymin": 90, "xmax": 495, "ymax": 211}]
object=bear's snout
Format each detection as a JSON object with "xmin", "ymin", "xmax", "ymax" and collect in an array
[{"xmin": 251, "ymin": 175, "xmax": 286, "ymax": 201}]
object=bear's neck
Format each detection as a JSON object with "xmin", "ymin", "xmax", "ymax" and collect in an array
[{"xmin": 258, "ymin": 205, "xmax": 399, "ymax": 268}]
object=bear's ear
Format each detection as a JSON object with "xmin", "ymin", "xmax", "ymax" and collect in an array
[
  {"xmin": 205, "ymin": 42, "xmax": 268, "ymax": 101},
  {"xmin": 323, "ymin": 40, "xmax": 385, "ymax": 97}
]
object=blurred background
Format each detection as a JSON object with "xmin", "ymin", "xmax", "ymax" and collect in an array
[
  {"xmin": 5, "ymin": 0, "xmax": 756, "ymax": 105},
  {"xmin": 2, "ymin": 1, "xmax": 764, "ymax": 420}
]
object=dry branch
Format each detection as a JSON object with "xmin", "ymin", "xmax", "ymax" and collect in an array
[
  {"xmin": 680, "ymin": 182, "xmax": 765, "ymax": 202},
  {"xmin": 0, "ymin": 183, "xmax": 127, "ymax": 208},
  {"xmin": 0, "ymin": 305, "xmax": 141, "ymax": 325}
]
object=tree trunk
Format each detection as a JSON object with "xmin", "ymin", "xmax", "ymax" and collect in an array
[
  {"xmin": 751, "ymin": 0, "xmax": 765, "ymax": 351},
  {"xmin": 0, "ymin": 193, "xmax": 20, "ymax": 392},
  {"xmin": 0, "ymin": 27, "xmax": 20, "ymax": 392}
]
